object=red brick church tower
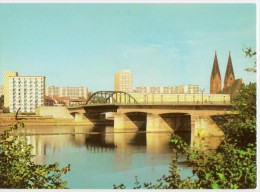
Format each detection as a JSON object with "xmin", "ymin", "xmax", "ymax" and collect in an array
[
  {"xmin": 223, "ymin": 52, "xmax": 235, "ymax": 91},
  {"xmin": 210, "ymin": 52, "xmax": 222, "ymax": 94}
]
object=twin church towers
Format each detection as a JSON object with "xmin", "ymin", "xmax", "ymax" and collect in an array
[{"xmin": 210, "ymin": 51, "xmax": 237, "ymax": 94}]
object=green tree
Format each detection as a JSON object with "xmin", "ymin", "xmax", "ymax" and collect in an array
[
  {"xmin": 243, "ymin": 47, "xmax": 256, "ymax": 72},
  {"xmin": 214, "ymin": 83, "xmax": 256, "ymax": 148},
  {"xmin": 0, "ymin": 95, "xmax": 4, "ymax": 109},
  {"xmin": 0, "ymin": 122, "xmax": 70, "ymax": 189}
]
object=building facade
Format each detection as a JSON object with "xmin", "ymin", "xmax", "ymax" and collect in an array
[
  {"xmin": 183, "ymin": 84, "xmax": 200, "ymax": 94},
  {"xmin": 9, "ymin": 76, "xmax": 45, "ymax": 113},
  {"xmin": 163, "ymin": 86, "xmax": 178, "ymax": 94},
  {"xmin": 114, "ymin": 69, "xmax": 133, "ymax": 92},
  {"xmin": 45, "ymin": 86, "xmax": 88, "ymax": 99},
  {"xmin": 3, "ymin": 71, "xmax": 18, "ymax": 108},
  {"xmin": 134, "ymin": 85, "xmax": 199, "ymax": 94}
]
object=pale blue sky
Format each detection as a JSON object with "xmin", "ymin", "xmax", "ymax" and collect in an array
[{"xmin": 0, "ymin": 3, "xmax": 256, "ymax": 92}]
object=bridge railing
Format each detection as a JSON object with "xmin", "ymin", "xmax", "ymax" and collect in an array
[
  {"xmin": 83, "ymin": 101, "xmax": 231, "ymax": 106},
  {"xmin": 134, "ymin": 101, "xmax": 230, "ymax": 105}
]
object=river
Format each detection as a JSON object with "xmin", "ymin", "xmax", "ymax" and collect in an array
[{"xmin": 0, "ymin": 124, "xmax": 198, "ymax": 189}]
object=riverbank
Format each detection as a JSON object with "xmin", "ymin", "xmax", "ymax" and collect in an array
[{"xmin": 0, "ymin": 113, "xmax": 111, "ymax": 127}]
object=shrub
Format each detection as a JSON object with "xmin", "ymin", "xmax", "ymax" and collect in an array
[{"xmin": 0, "ymin": 122, "xmax": 70, "ymax": 189}]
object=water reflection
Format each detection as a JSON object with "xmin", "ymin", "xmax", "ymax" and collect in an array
[
  {"xmin": 12, "ymin": 125, "xmax": 174, "ymax": 168},
  {"xmin": 0, "ymin": 124, "xmax": 223, "ymax": 188}
]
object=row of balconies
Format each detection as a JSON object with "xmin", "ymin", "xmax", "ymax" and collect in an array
[
  {"xmin": 11, "ymin": 81, "xmax": 44, "ymax": 83},
  {"xmin": 12, "ymin": 95, "xmax": 43, "ymax": 98},
  {"xmin": 11, "ymin": 84, "xmax": 44, "ymax": 88},
  {"xmin": 11, "ymin": 83, "xmax": 44, "ymax": 86},
  {"xmin": 11, "ymin": 99, "xmax": 44, "ymax": 103},
  {"xmin": 10, "ymin": 106, "xmax": 37, "ymax": 113},
  {"xmin": 10, "ymin": 92, "xmax": 44, "ymax": 96},
  {"xmin": 11, "ymin": 79, "xmax": 44, "ymax": 82},
  {"xmin": 10, "ymin": 91, "xmax": 44, "ymax": 94},
  {"xmin": 10, "ymin": 91, "xmax": 44, "ymax": 95},
  {"xmin": 11, "ymin": 97, "xmax": 43, "ymax": 100},
  {"xmin": 11, "ymin": 104, "xmax": 43, "ymax": 108},
  {"xmin": 10, "ymin": 87, "xmax": 44, "ymax": 89},
  {"xmin": 10, "ymin": 87, "xmax": 44, "ymax": 90},
  {"xmin": 11, "ymin": 102, "xmax": 43, "ymax": 105},
  {"xmin": 10, "ymin": 93, "xmax": 44, "ymax": 96},
  {"xmin": 10, "ymin": 83, "xmax": 44, "ymax": 86},
  {"xmin": 11, "ymin": 100, "xmax": 43, "ymax": 103},
  {"xmin": 11, "ymin": 100, "xmax": 43, "ymax": 104}
]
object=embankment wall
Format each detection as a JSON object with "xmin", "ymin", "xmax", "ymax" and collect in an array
[{"xmin": 35, "ymin": 106, "xmax": 74, "ymax": 119}]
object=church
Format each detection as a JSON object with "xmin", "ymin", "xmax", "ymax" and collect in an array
[{"xmin": 210, "ymin": 51, "xmax": 243, "ymax": 99}]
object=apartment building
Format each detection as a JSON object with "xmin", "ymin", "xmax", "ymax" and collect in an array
[
  {"xmin": 3, "ymin": 71, "xmax": 18, "ymax": 108},
  {"xmin": 45, "ymin": 86, "xmax": 88, "ymax": 99},
  {"xmin": 9, "ymin": 76, "xmax": 45, "ymax": 113},
  {"xmin": 114, "ymin": 69, "xmax": 133, "ymax": 93},
  {"xmin": 183, "ymin": 84, "xmax": 200, "ymax": 94}
]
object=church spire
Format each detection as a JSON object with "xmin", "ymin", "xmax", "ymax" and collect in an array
[
  {"xmin": 210, "ymin": 51, "xmax": 222, "ymax": 94},
  {"xmin": 224, "ymin": 52, "xmax": 235, "ymax": 90}
]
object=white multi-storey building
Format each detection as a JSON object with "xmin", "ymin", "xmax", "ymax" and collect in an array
[
  {"xmin": 3, "ymin": 71, "xmax": 18, "ymax": 108},
  {"xmin": 45, "ymin": 86, "xmax": 88, "ymax": 99},
  {"xmin": 9, "ymin": 76, "xmax": 45, "ymax": 113}
]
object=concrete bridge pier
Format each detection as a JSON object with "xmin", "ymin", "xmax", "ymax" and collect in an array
[
  {"xmin": 190, "ymin": 115, "xmax": 224, "ymax": 148},
  {"xmin": 146, "ymin": 114, "xmax": 173, "ymax": 132},
  {"xmin": 74, "ymin": 113, "xmax": 85, "ymax": 122},
  {"xmin": 73, "ymin": 112, "xmax": 95, "ymax": 126},
  {"xmin": 114, "ymin": 113, "xmax": 139, "ymax": 132}
]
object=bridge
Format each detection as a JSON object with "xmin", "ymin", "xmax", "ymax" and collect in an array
[{"xmin": 68, "ymin": 91, "xmax": 234, "ymax": 142}]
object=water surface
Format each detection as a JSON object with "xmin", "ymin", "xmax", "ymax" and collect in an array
[{"xmin": 1, "ymin": 125, "xmax": 193, "ymax": 189}]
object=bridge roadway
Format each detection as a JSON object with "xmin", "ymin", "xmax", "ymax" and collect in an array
[{"xmin": 68, "ymin": 103, "xmax": 234, "ymax": 144}]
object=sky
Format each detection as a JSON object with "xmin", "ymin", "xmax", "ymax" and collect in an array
[{"xmin": 0, "ymin": 3, "xmax": 256, "ymax": 93}]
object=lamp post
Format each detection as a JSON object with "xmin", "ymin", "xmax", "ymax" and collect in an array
[{"xmin": 200, "ymin": 88, "xmax": 205, "ymax": 104}]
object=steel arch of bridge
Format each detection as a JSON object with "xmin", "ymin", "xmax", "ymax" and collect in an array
[{"xmin": 86, "ymin": 91, "xmax": 138, "ymax": 104}]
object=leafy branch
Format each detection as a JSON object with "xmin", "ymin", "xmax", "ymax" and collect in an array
[{"xmin": 0, "ymin": 122, "xmax": 70, "ymax": 189}]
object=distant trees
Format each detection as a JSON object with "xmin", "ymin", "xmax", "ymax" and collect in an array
[
  {"xmin": 0, "ymin": 95, "xmax": 4, "ymax": 109},
  {"xmin": 0, "ymin": 122, "xmax": 70, "ymax": 189}
]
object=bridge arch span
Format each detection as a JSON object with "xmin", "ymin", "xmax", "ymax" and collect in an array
[
  {"xmin": 158, "ymin": 112, "xmax": 191, "ymax": 132},
  {"xmin": 125, "ymin": 112, "xmax": 148, "ymax": 131},
  {"xmin": 86, "ymin": 91, "xmax": 138, "ymax": 104},
  {"xmin": 70, "ymin": 112, "xmax": 85, "ymax": 122}
]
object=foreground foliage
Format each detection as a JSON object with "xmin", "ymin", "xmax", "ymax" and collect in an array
[
  {"xmin": 114, "ymin": 82, "xmax": 256, "ymax": 189},
  {"xmin": 214, "ymin": 83, "xmax": 256, "ymax": 148},
  {"xmin": 0, "ymin": 122, "xmax": 70, "ymax": 189},
  {"xmin": 243, "ymin": 47, "xmax": 256, "ymax": 72},
  {"xmin": 0, "ymin": 95, "xmax": 3, "ymax": 109}
]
